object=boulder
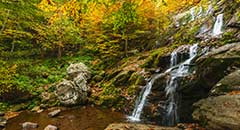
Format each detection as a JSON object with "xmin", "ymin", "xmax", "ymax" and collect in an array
[
  {"xmin": 44, "ymin": 125, "xmax": 58, "ymax": 130},
  {"xmin": 67, "ymin": 63, "xmax": 90, "ymax": 80},
  {"xmin": 22, "ymin": 122, "xmax": 38, "ymax": 130},
  {"xmin": 210, "ymin": 69, "xmax": 240, "ymax": 95},
  {"xmin": 196, "ymin": 43, "xmax": 240, "ymax": 88},
  {"xmin": 55, "ymin": 63, "xmax": 91, "ymax": 106},
  {"xmin": 48, "ymin": 109, "xmax": 61, "ymax": 118},
  {"xmin": 55, "ymin": 79, "xmax": 89, "ymax": 105},
  {"xmin": 104, "ymin": 123, "xmax": 179, "ymax": 130},
  {"xmin": 193, "ymin": 94, "xmax": 240, "ymax": 130}
]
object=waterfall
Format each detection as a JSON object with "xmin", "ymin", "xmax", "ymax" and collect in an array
[
  {"xmin": 128, "ymin": 73, "xmax": 166, "ymax": 122},
  {"xmin": 164, "ymin": 44, "xmax": 198, "ymax": 126},
  {"xmin": 205, "ymin": 4, "xmax": 213, "ymax": 16},
  {"xmin": 170, "ymin": 51, "xmax": 178, "ymax": 67},
  {"xmin": 197, "ymin": 6, "xmax": 203, "ymax": 18},
  {"xmin": 212, "ymin": 13, "xmax": 224, "ymax": 36},
  {"xmin": 190, "ymin": 7, "xmax": 195, "ymax": 21},
  {"xmin": 128, "ymin": 44, "xmax": 199, "ymax": 123}
]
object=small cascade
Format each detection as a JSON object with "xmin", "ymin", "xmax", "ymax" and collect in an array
[
  {"xmin": 197, "ymin": 6, "xmax": 203, "ymax": 18},
  {"xmin": 205, "ymin": 4, "xmax": 213, "ymax": 16},
  {"xmin": 212, "ymin": 13, "xmax": 224, "ymax": 37},
  {"xmin": 128, "ymin": 73, "xmax": 166, "ymax": 122},
  {"xmin": 170, "ymin": 51, "xmax": 178, "ymax": 67},
  {"xmin": 190, "ymin": 7, "xmax": 195, "ymax": 21},
  {"xmin": 164, "ymin": 44, "xmax": 198, "ymax": 126}
]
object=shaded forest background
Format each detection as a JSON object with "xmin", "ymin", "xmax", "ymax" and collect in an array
[{"xmin": 0, "ymin": 0, "xmax": 201, "ymax": 108}]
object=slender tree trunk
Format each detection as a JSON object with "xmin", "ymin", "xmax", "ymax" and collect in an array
[
  {"xmin": 125, "ymin": 37, "xmax": 128, "ymax": 57},
  {"xmin": 58, "ymin": 44, "xmax": 62, "ymax": 60},
  {"xmin": 11, "ymin": 41, "xmax": 15, "ymax": 53}
]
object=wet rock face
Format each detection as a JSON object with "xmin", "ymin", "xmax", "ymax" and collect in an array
[
  {"xmin": 193, "ymin": 94, "xmax": 240, "ymax": 130},
  {"xmin": 55, "ymin": 63, "xmax": 90, "ymax": 106}
]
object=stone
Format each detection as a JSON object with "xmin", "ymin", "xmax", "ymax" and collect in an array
[
  {"xmin": 104, "ymin": 123, "xmax": 179, "ymax": 130},
  {"xmin": 22, "ymin": 122, "xmax": 38, "ymax": 129},
  {"xmin": 31, "ymin": 106, "xmax": 43, "ymax": 113},
  {"xmin": 193, "ymin": 94, "xmax": 240, "ymax": 130},
  {"xmin": 196, "ymin": 43, "xmax": 240, "ymax": 88},
  {"xmin": 210, "ymin": 69, "xmax": 240, "ymax": 95},
  {"xmin": 55, "ymin": 63, "xmax": 91, "ymax": 106},
  {"xmin": 48, "ymin": 109, "xmax": 61, "ymax": 118},
  {"xmin": 44, "ymin": 125, "xmax": 58, "ymax": 130},
  {"xmin": 55, "ymin": 79, "xmax": 89, "ymax": 105},
  {"xmin": 67, "ymin": 63, "xmax": 91, "ymax": 80}
]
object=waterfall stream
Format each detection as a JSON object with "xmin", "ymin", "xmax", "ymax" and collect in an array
[
  {"xmin": 212, "ymin": 13, "xmax": 224, "ymax": 36},
  {"xmin": 128, "ymin": 44, "xmax": 199, "ymax": 125},
  {"xmin": 164, "ymin": 43, "xmax": 198, "ymax": 126}
]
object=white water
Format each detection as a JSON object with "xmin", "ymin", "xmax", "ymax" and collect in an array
[
  {"xmin": 212, "ymin": 13, "xmax": 224, "ymax": 36},
  {"xmin": 197, "ymin": 6, "xmax": 203, "ymax": 18},
  {"xmin": 190, "ymin": 7, "xmax": 195, "ymax": 21},
  {"xmin": 128, "ymin": 73, "xmax": 166, "ymax": 121},
  {"xmin": 164, "ymin": 44, "xmax": 198, "ymax": 126},
  {"xmin": 205, "ymin": 4, "xmax": 213, "ymax": 16},
  {"xmin": 170, "ymin": 51, "xmax": 178, "ymax": 67}
]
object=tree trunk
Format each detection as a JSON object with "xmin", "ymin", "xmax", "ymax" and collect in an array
[
  {"xmin": 125, "ymin": 36, "xmax": 128, "ymax": 57},
  {"xmin": 58, "ymin": 44, "xmax": 62, "ymax": 60}
]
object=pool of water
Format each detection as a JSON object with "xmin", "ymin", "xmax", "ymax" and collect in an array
[{"xmin": 5, "ymin": 106, "xmax": 125, "ymax": 130}]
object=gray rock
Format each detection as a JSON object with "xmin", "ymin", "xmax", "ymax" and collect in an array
[
  {"xmin": 22, "ymin": 122, "xmax": 38, "ymax": 129},
  {"xmin": 210, "ymin": 69, "xmax": 240, "ymax": 95},
  {"xmin": 55, "ymin": 63, "xmax": 90, "ymax": 106},
  {"xmin": 193, "ymin": 94, "xmax": 240, "ymax": 130},
  {"xmin": 48, "ymin": 109, "xmax": 61, "ymax": 118},
  {"xmin": 44, "ymin": 125, "xmax": 58, "ymax": 130},
  {"xmin": 55, "ymin": 79, "xmax": 89, "ymax": 105}
]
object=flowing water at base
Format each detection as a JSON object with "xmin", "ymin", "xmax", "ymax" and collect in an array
[{"xmin": 4, "ymin": 106, "xmax": 125, "ymax": 130}]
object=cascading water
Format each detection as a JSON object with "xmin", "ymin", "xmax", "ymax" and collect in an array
[
  {"xmin": 128, "ymin": 73, "xmax": 166, "ymax": 122},
  {"xmin": 190, "ymin": 7, "xmax": 195, "ymax": 21},
  {"xmin": 197, "ymin": 6, "xmax": 203, "ymax": 18},
  {"xmin": 212, "ymin": 13, "xmax": 224, "ymax": 36},
  {"xmin": 164, "ymin": 44, "xmax": 198, "ymax": 126},
  {"xmin": 205, "ymin": 4, "xmax": 213, "ymax": 16},
  {"xmin": 129, "ymin": 44, "xmax": 199, "ymax": 124}
]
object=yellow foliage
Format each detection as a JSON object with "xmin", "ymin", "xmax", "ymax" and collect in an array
[{"xmin": 38, "ymin": 0, "xmax": 57, "ymax": 12}]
